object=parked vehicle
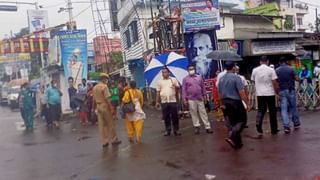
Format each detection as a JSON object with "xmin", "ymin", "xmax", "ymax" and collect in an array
[
  {"xmin": 0, "ymin": 85, "xmax": 9, "ymax": 106},
  {"xmin": 7, "ymin": 86, "xmax": 20, "ymax": 109}
]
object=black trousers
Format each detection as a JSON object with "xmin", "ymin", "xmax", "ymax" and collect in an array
[
  {"xmin": 256, "ymin": 96, "xmax": 278, "ymax": 133},
  {"xmin": 161, "ymin": 103, "xmax": 179, "ymax": 133},
  {"xmin": 222, "ymin": 99, "xmax": 247, "ymax": 146},
  {"xmin": 48, "ymin": 103, "xmax": 61, "ymax": 124}
]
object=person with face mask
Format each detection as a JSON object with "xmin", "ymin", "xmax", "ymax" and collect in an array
[
  {"xmin": 20, "ymin": 82, "xmax": 35, "ymax": 131},
  {"xmin": 313, "ymin": 62, "xmax": 320, "ymax": 79},
  {"xmin": 46, "ymin": 80, "xmax": 63, "ymax": 128},
  {"xmin": 299, "ymin": 64, "xmax": 312, "ymax": 85},
  {"xmin": 182, "ymin": 64, "xmax": 213, "ymax": 134}
]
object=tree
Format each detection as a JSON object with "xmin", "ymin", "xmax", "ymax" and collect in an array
[
  {"xmin": 14, "ymin": 27, "xmax": 30, "ymax": 38},
  {"xmin": 110, "ymin": 52, "xmax": 124, "ymax": 71}
]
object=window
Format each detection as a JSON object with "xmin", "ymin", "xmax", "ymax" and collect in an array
[
  {"xmin": 33, "ymin": 41, "xmax": 40, "ymax": 49},
  {"xmin": 109, "ymin": 0, "xmax": 119, "ymax": 31},
  {"xmin": 297, "ymin": 17, "xmax": 303, "ymax": 26},
  {"xmin": 130, "ymin": 21, "xmax": 139, "ymax": 43},
  {"xmin": 124, "ymin": 30, "xmax": 131, "ymax": 48},
  {"xmin": 280, "ymin": 0, "xmax": 293, "ymax": 8},
  {"xmin": 284, "ymin": 15, "xmax": 294, "ymax": 30}
]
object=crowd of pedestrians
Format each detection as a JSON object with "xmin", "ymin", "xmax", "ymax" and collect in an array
[{"xmin": 18, "ymin": 55, "xmax": 311, "ymax": 151}]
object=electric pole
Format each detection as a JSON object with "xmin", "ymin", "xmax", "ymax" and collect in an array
[
  {"xmin": 67, "ymin": 0, "xmax": 74, "ymax": 27},
  {"xmin": 316, "ymin": 8, "xmax": 319, "ymax": 33}
]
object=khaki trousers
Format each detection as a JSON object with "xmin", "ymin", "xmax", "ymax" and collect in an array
[
  {"xmin": 97, "ymin": 103, "xmax": 118, "ymax": 145},
  {"xmin": 188, "ymin": 100, "xmax": 211, "ymax": 129}
]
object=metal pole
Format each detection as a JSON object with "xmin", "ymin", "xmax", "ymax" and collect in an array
[
  {"xmin": 67, "ymin": 0, "xmax": 74, "ymax": 29},
  {"xmin": 316, "ymin": 8, "xmax": 319, "ymax": 33},
  {"xmin": 150, "ymin": 0, "xmax": 156, "ymax": 53},
  {"xmin": 35, "ymin": 2, "xmax": 39, "ymax": 10}
]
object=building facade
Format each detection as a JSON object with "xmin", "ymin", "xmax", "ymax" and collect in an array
[
  {"xmin": 93, "ymin": 36, "xmax": 122, "ymax": 72},
  {"xmin": 117, "ymin": 0, "xmax": 157, "ymax": 88}
]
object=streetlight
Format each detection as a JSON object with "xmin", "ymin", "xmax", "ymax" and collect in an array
[
  {"xmin": 57, "ymin": 0, "xmax": 75, "ymax": 30},
  {"xmin": 0, "ymin": 1, "xmax": 41, "ymax": 10}
]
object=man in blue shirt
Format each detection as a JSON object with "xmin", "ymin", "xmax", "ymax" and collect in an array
[
  {"xmin": 46, "ymin": 80, "xmax": 63, "ymax": 128},
  {"xmin": 276, "ymin": 57, "xmax": 301, "ymax": 134},
  {"xmin": 218, "ymin": 61, "xmax": 251, "ymax": 149}
]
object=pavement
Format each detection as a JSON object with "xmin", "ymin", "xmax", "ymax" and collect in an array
[{"xmin": 1, "ymin": 106, "xmax": 320, "ymax": 180}]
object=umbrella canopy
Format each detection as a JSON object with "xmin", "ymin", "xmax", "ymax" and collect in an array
[
  {"xmin": 144, "ymin": 52, "xmax": 189, "ymax": 88},
  {"xmin": 206, "ymin": 50, "xmax": 242, "ymax": 61}
]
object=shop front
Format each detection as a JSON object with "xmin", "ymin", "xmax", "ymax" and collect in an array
[
  {"xmin": 238, "ymin": 39, "xmax": 298, "ymax": 77},
  {"xmin": 128, "ymin": 58, "xmax": 145, "ymax": 89}
]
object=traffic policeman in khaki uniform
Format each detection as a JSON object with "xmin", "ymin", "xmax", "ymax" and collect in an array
[{"xmin": 93, "ymin": 73, "xmax": 121, "ymax": 147}]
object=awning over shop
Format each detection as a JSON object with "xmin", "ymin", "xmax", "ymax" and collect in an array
[
  {"xmin": 235, "ymin": 30, "xmax": 303, "ymax": 40},
  {"xmin": 127, "ymin": 58, "xmax": 144, "ymax": 69}
]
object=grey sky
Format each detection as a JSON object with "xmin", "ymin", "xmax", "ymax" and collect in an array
[
  {"xmin": 0, "ymin": 0, "xmax": 319, "ymax": 41},
  {"xmin": 0, "ymin": 0, "xmax": 95, "ymax": 41}
]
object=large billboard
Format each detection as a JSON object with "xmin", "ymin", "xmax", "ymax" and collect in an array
[
  {"xmin": 171, "ymin": 0, "xmax": 220, "ymax": 32},
  {"xmin": 184, "ymin": 30, "xmax": 218, "ymax": 79},
  {"xmin": 59, "ymin": 30, "xmax": 88, "ymax": 87},
  {"xmin": 27, "ymin": 10, "xmax": 49, "ymax": 37}
]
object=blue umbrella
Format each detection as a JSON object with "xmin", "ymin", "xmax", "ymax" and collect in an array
[{"xmin": 144, "ymin": 52, "xmax": 189, "ymax": 88}]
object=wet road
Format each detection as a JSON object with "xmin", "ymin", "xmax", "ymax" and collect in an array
[{"xmin": 0, "ymin": 106, "xmax": 320, "ymax": 180}]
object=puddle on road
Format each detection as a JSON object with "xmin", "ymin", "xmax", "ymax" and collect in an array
[
  {"xmin": 74, "ymin": 153, "xmax": 90, "ymax": 158},
  {"xmin": 23, "ymin": 141, "xmax": 54, "ymax": 146},
  {"xmin": 162, "ymin": 160, "xmax": 182, "ymax": 169},
  {"xmin": 77, "ymin": 136, "xmax": 92, "ymax": 141},
  {"xmin": 5, "ymin": 158, "xmax": 14, "ymax": 162}
]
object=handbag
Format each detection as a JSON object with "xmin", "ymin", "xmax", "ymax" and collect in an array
[{"xmin": 122, "ymin": 90, "xmax": 136, "ymax": 113}]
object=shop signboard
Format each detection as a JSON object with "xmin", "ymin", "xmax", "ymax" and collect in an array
[
  {"xmin": 218, "ymin": 40, "xmax": 243, "ymax": 55},
  {"xmin": 251, "ymin": 40, "xmax": 295, "ymax": 55},
  {"xmin": 0, "ymin": 53, "xmax": 31, "ymax": 62},
  {"xmin": 27, "ymin": 10, "xmax": 49, "ymax": 37},
  {"xmin": 171, "ymin": 0, "xmax": 220, "ymax": 32},
  {"xmin": 59, "ymin": 29, "xmax": 88, "ymax": 87}
]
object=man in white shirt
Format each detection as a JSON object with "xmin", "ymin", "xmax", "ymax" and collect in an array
[
  {"xmin": 156, "ymin": 67, "xmax": 181, "ymax": 136},
  {"xmin": 314, "ymin": 62, "xmax": 320, "ymax": 79},
  {"xmin": 251, "ymin": 56, "xmax": 279, "ymax": 136}
]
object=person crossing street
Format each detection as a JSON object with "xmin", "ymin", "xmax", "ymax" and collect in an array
[
  {"xmin": 251, "ymin": 56, "xmax": 279, "ymax": 136},
  {"xmin": 276, "ymin": 57, "xmax": 301, "ymax": 134},
  {"xmin": 218, "ymin": 62, "xmax": 251, "ymax": 149},
  {"xmin": 20, "ymin": 82, "xmax": 35, "ymax": 131}
]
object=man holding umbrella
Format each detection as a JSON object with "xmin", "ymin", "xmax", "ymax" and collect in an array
[
  {"xmin": 156, "ymin": 67, "xmax": 182, "ymax": 136},
  {"xmin": 218, "ymin": 62, "xmax": 251, "ymax": 149}
]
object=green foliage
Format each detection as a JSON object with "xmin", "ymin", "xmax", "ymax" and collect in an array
[
  {"xmin": 89, "ymin": 72, "xmax": 101, "ymax": 80},
  {"xmin": 14, "ymin": 27, "xmax": 30, "ymax": 38},
  {"xmin": 110, "ymin": 52, "xmax": 124, "ymax": 70}
]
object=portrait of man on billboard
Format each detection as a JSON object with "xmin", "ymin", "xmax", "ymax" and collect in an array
[{"xmin": 185, "ymin": 31, "xmax": 218, "ymax": 79}]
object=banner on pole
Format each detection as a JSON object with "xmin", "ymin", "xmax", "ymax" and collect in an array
[
  {"xmin": 27, "ymin": 10, "xmax": 49, "ymax": 37},
  {"xmin": 171, "ymin": 0, "xmax": 220, "ymax": 32},
  {"xmin": 59, "ymin": 30, "xmax": 88, "ymax": 86}
]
